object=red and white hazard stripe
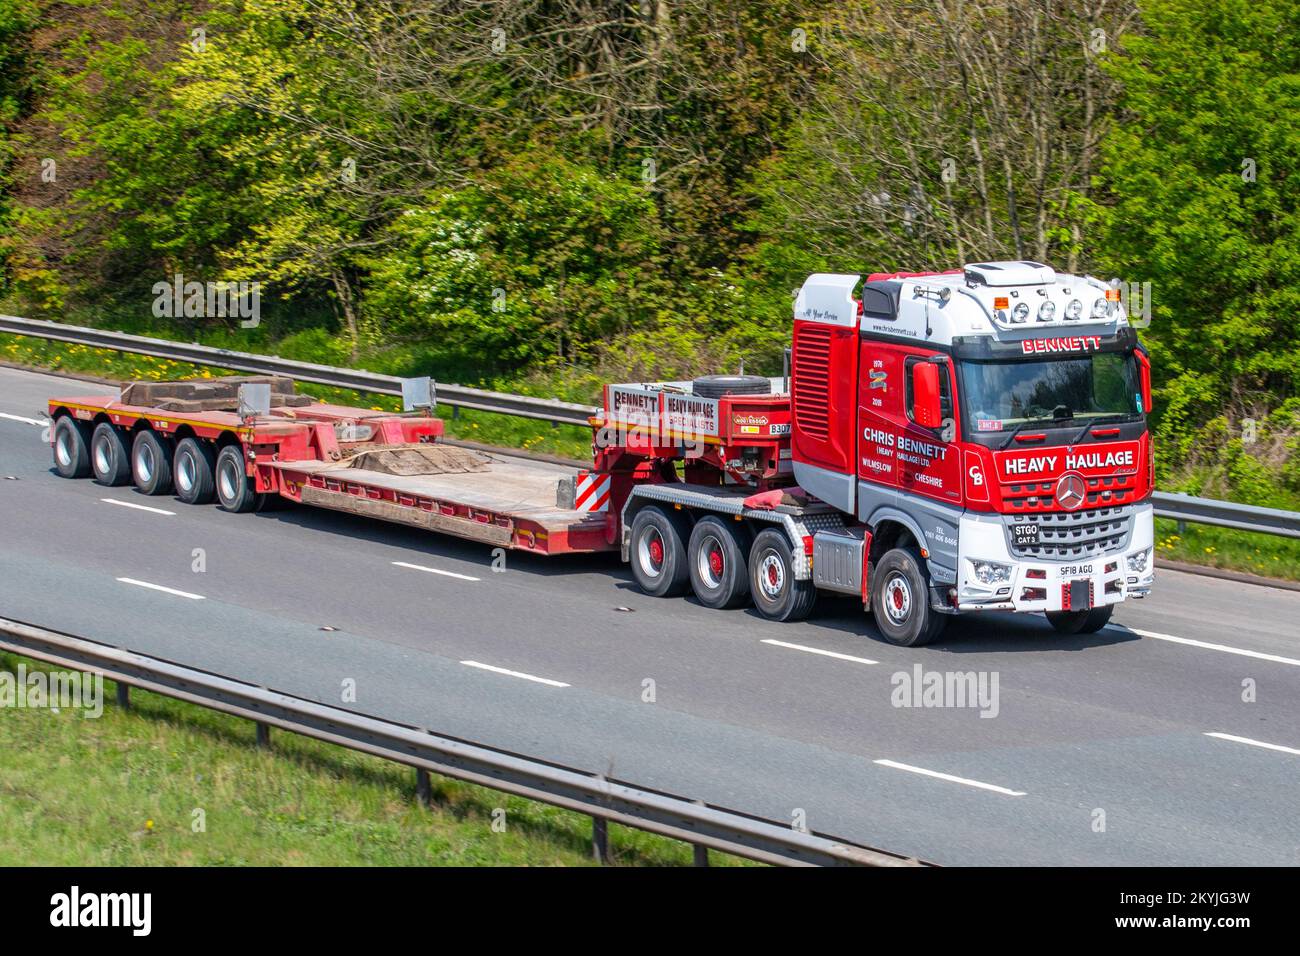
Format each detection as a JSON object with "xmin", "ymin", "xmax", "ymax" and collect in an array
[{"xmin": 573, "ymin": 471, "xmax": 611, "ymax": 512}]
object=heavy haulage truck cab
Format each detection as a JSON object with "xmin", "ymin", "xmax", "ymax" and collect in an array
[
  {"xmin": 47, "ymin": 262, "xmax": 1154, "ymax": 649},
  {"xmin": 605, "ymin": 261, "xmax": 1154, "ymax": 646}
]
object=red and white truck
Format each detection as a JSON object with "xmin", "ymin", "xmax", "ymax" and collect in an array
[{"xmin": 48, "ymin": 260, "xmax": 1155, "ymax": 646}]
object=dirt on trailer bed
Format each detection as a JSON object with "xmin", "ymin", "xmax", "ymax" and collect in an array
[{"xmin": 340, "ymin": 444, "xmax": 491, "ymax": 477}]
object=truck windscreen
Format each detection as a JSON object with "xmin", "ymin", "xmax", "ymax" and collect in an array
[{"xmin": 958, "ymin": 352, "xmax": 1142, "ymax": 434}]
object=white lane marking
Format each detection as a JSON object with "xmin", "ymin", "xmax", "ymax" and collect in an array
[
  {"xmin": 874, "ymin": 759, "xmax": 1027, "ymax": 796},
  {"xmin": 116, "ymin": 577, "xmax": 205, "ymax": 600},
  {"xmin": 1127, "ymin": 627, "xmax": 1300, "ymax": 668},
  {"xmin": 0, "ymin": 412, "xmax": 45, "ymax": 426},
  {"xmin": 1204, "ymin": 732, "xmax": 1300, "ymax": 757},
  {"xmin": 392, "ymin": 560, "xmax": 480, "ymax": 582},
  {"xmin": 459, "ymin": 660, "xmax": 569, "ymax": 687},
  {"xmin": 761, "ymin": 638, "xmax": 877, "ymax": 665},
  {"xmin": 102, "ymin": 497, "xmax": 176, "ymax": 516}
]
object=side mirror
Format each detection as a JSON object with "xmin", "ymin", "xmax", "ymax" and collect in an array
[
  {"xmin": 1135, "ymin": 348, "xmax": 1152, "ymax": 414},
  {"xmin": 911, "ymin": 362, "xmax": 943, "ymax": 429}
]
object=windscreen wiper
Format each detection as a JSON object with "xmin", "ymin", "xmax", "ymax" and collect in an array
[
  {"xmin": 998, "ymin": 417, "xmax": 1054, "ymax": 450},
  {"xmin": 1067, "ymin": 413, "xmax": 1139, "ymax": 446}
]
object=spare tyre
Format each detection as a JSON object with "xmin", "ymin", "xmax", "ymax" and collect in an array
[{"xmin": 691, "ymin": 374, "xmax": 771, "ymax": 400}]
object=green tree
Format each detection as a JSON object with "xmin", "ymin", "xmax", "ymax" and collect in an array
[
  {"xmin": 364, "ymin": 148, "xmax": 665, "ymax": 375},
  {"xmin": 1091, "ymin": 0, "xmax": 1300, "ymax": 468},
  {"xmin": 0, "ymin": 0, "xmax": 36, "ymax": 296}
]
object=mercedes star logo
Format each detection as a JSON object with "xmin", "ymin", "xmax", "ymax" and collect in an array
[{"xmin": 1055, "ymin": 471, "xmax": 1087, "ymax": 511}]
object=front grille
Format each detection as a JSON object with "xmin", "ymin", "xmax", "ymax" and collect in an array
[
  {"xmin": 1002, "ymin": 475, "xmax": 1141, "ymax": 512},
  {"xmin": 1006, "ymin": 506, "xmax": 1132, "ymax": 559}
]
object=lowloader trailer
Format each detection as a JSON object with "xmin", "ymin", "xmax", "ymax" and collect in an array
[{"xmin": 48, "ymin": 261, "xmax": 1155, "ymax": 646}]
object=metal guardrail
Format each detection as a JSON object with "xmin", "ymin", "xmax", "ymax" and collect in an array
[
  {"xmin": 1152, "ymin": 491, "xmax": 1300, "ymax": 539},
  {"xmin": 4, "ymin": 313, "xmax": 1299, "ymax": 539},
  {"xmin": 0, "ymin": 315, "xmax": 597, "ymax": 427},
  {"xmin": 0, "ymin": 617, "xmax": 922, "ymax": 868}
]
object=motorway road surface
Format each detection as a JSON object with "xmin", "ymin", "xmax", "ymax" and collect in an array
[{"xmin": 1, "ymin": 364, "xmax": 1298, "ymax": 865}]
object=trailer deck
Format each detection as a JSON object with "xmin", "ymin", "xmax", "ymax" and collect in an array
[{"xmin": 270, "ymin": 450, "xmax": 613, "ymax": 553}]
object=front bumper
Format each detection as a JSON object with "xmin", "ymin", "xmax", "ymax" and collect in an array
[{"xmin": 953, "ymin": 504, "xmax": 1154, "ymax": 613}]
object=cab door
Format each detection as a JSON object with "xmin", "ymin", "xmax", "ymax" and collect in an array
[{"xmin": 897, "ymin": 351, "xmax": 963, "ymax": 507}]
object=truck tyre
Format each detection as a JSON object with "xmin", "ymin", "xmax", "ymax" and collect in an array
[
  {"xmin": 52, "ymin": 416, "xmax": 91, "ymax": 479},
  {"xmin": 871, "ymin": 547, "xmax": 947, "ymax": 647},
  {"xmin": 691, "ymin": 374, "xmax": 771, "ymax": 399},
  {"xmin": 215, "ymin": 444, "xmax": 259, "ymax": 513},
  {"xmin": 1046, "ymin": 605, "xmax": 1113, "ymax": 635},
  {"xmin": 629, "ymin": 506, "xmax": 690, "ymax": 597},
  {"xmin": 131, "ymin": 429, "xmax": 174, "ymax": 496},
  {"xmin": 173, "ymin": 438, "xmax": 216, "ymax": 505},
  {"xmin": 90, "ymin": 422, "xmax": 132, "ymax": 486},
  {"xmin": 748, "ymin": 528, "xmax": 816, "ymax": 622},
  {"xmin": 687, "ymin": 515, "xmax": 751, "ymax": 609}
]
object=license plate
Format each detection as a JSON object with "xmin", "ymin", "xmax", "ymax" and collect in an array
[
  {"xmin": 1012, "ymin": 523, "xmax": 1039, "ymax": 547},
  {"xmin": 1069, "ymin": 578, "xmax": 1092, "ymax": 610}
]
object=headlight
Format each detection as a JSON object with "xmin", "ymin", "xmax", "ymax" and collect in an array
[
  {"xmin": 1126, "ymin": 548, "xmax": 1151, "ymax": 573},
  {"xmin": 973, "ymin": 561, "xmax": 1013, "ymax": 585},
  {"xmin": 1065, "ymin": 299, "xmax": 1083, "ymax": 320},
  {"xmin": 1092, "ymin": 296, "xmax": 1109, "ymax": 319},
  {"xmin": 1037, "ymin": 301, "xmax": 1056, "ymax": 322},
  {"xmin": 1011, "ymin": 303, "xmax": 1030, "ymax": 323}
]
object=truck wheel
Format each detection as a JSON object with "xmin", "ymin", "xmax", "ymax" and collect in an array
[
  {"xmin": 748, "ymin": 528, "xmax": 816, "ymax": 622},
  {"xmin": 131, "ymin": 430, "xmax": 174, "ymax": 496},
  {"xmin": 52, "ymin": 416, "xmax": 91, "ymax": 479},
  {"xmin": 629, "ymin": 506, "xmax": 690, "ymax": 597},
  {"xmin": 688, "ymin": 515, "xmax": 751, "ymax": 609},
  {"xmin": 691, "ymin": 374, "xmax": 772, "ymax": 399},
  {"xmin": 173, "ymin": 438, "xmax": 216, "ymax": 504},
  {"xmin": 90, "ymin": 422, "xmax": 132, "ymax": 486},
  {"xmin": 871, "ymin": 548, "xmax": 947, "ymax": 646},
  {"xmin": 1047, "ymin": 605, "xmax": 1113, "ymax": 635},
  {"xmin": 215, "ymin": 444, "xmax": 259, "ymax": 513}
]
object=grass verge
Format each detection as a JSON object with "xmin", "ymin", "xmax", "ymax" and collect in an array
[
  {"xmin": 0, "ymin": 653, "xmax": 749, "ymax": 866},
  {"xmin": 1154, "ymin": 518, "xmax": 1300, "ymax": 583}
]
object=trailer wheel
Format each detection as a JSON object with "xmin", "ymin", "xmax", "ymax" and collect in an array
[
  {"xmin": 90, "ymin": 422, "xmax": 132, "ymax": 486},
  {"xmin": 52, "ymin": 416, "xmax": 91, "ymax": 479},
  {"xmin": 629, "ymin": 506, "xmax": 689, "ymax": 597},
  {"xmin": 1046, "ymin": 605, "xmax": 1113, "ymax": 635},
  {"xmin": 870, "ymin": 547, "xmax": 947, "ymax": 646},
  {"xmin": 131, "ymin": 429, "xmax": 174, "ymax": 496},
  {"xmin": 215, "ymin": 444, "xmax": 259, "ymax": 513},
  {"xmin": 748, "ymin": 528, "xmax": 816, "ymax": 622},
  {"xmin": 687, "ymin": 515, "xmax": 751, "ymax": 609},
  {"xmin": 173, "ymin": 438, "xmax": 216, "ymax": 505}
]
